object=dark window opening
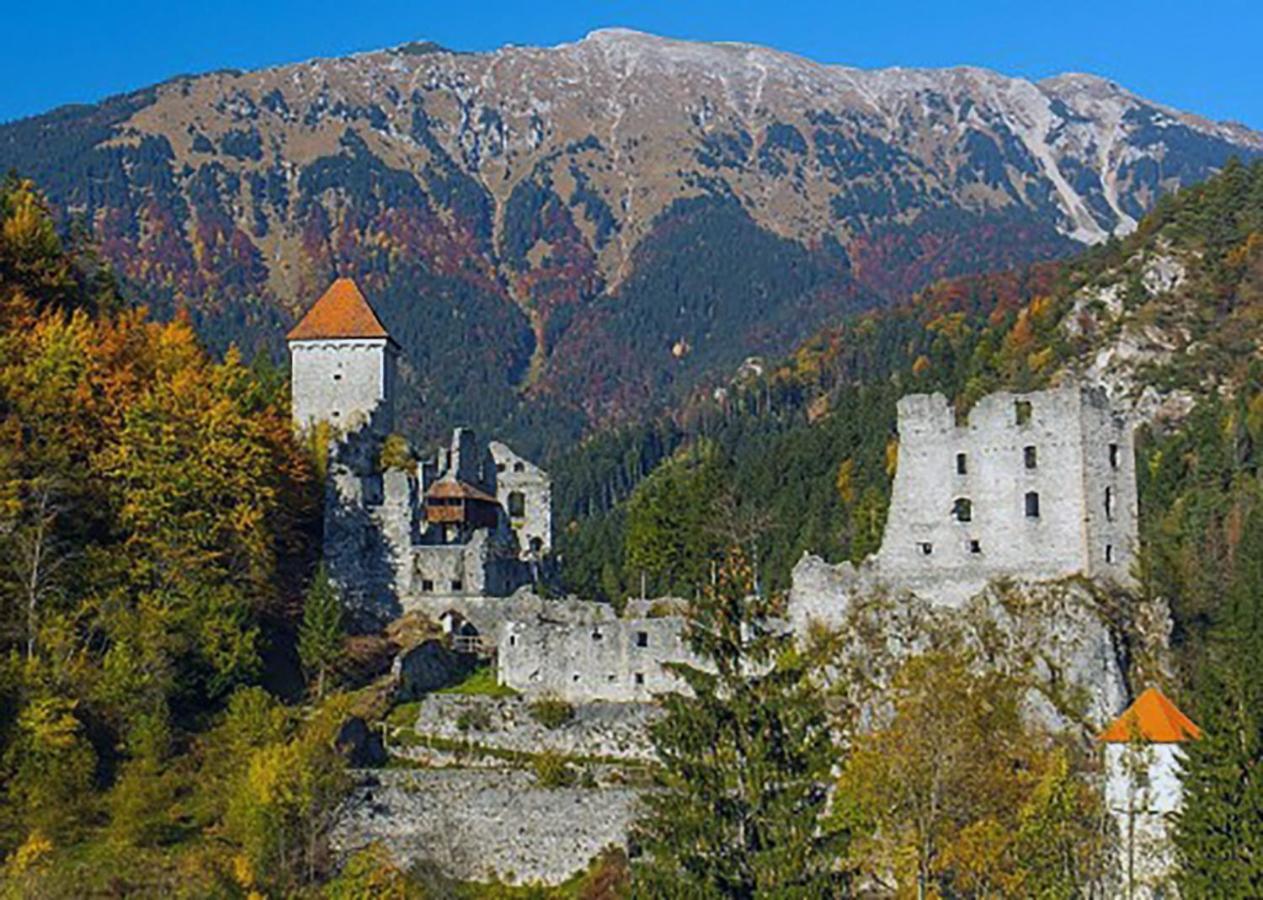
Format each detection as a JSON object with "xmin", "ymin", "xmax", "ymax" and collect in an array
[
  {"xmin": 591, "ymin": 628, "xmax": 603, "ymax": 641},
  {"xmin": 333, "ymin": 372, "xmax": 342, "ymax": 381},
  {"xmin": 509, "ymin": 634, "xmax": 517, "ymax": 647},
  {"xmin": 1109, "ymin": 443, "xmax": 1120, "ymax": 469},
  {"xmin": 956, "ymin": 453, "xmax": 967, "ymax": 475},
  {"xmin": 634, "ymin": 673, "xmax": 645, "ymax": 686},
  {"xmin": 508, "ymin": 490, "xmax": 526, "ymax": 518},
  {"xmin": 1025, "ymin": 492, "xmax": 1041, "ymax": 518},
  {"xmin": 1024, "ymin": 445, "xmax": 1037, "ymax": 469},
  {"xmin": 496, "ymin": 462, "xmax": 506, "ymax": 473},
  {"xmin": 331, "ymin": 410, "xmax": 340, "ymax": 418},
  {"xmin": 1015, "ymin": 400, "xmax": 1032, "ymax": 425},
  {"xmin": 636, "ymin": 631, "xmax": 649, "ymax": 648},
  {"xmin": 573, "ymin": 673, "xmax": 580, "ymax": 682},
  {"xmin": 918, "ymin": 542, "xmax": 933, "ymax": 556},
  {"xmin": 969, "ymin": 539, "xmax": 982, "ymax": 554},
  {"xmin": 1105, "ymin": 544, "xmax": 1114, "ymax": 564},
  {"xmin": 514, "ymin": 461, "xmax": 525, "ymax": 473},
  {"xmin": 953, "ymin": 497, "xmax": 973, "ymax": 522},
  {"xmin": 421, "ymin": 579, "xmax": 434, "ymax": 592},
  {"xmin": 451, "ymin": 579, "xmax": 463, "ymax": 592},
  {"xmin": 529, "ymin": 537, "xmax": 543, "ymax": 554},
  {"xmin": 1105, "ymin": 487, "xmax": 1114, "ymax": 521}
]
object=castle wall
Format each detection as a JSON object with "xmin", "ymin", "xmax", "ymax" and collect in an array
[
  {"xmin": 498, "ymin": 617, "xmax": 697, "ymax": 702},
  {"xmin": 289, "ymin": 338, "xmax": 395, "ymax": 434},
  {"xmin": 875, "ymin": 385, "xmax": 1136, "ymax": 596},
  {"xmin": 490, "ymin": 441, "xmax": 552, "ymax": 557}
]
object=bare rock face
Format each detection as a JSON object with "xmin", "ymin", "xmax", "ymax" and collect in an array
[{"xmin": 329, "ymin": 770, "xmax": 640, "ymax": 886}]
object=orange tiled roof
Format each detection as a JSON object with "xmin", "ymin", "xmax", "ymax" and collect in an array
[
  {"xmin": 286, "ymin": 278, "xmax": 393, "ymax": 342},
  {"xmin": 1098, "ymin": 687, "xmax": 1202, "ymax": 744},
  {"xmin": 426, "ymin": 479, "xmax": 498, "ymax": 504}
]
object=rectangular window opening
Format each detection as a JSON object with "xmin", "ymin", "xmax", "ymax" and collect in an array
[
  {"xmin": 1025, "ymin": 492, "xmax": 1041, "ymax": 518},
  {"xmin": 1024, "ymin": 445, "xmax": 1037, "ymax": 469},
  {"xmin": 636, "ymin": 631, "xmax": 649, "ymax": 648},
  {"xmin": 969, "ymin": 539, "xmax": 981, "ymax": 554},
  {"xmin": 918, "ymin": 542, "xmax": 933, "ymax": 556},
  {"xmin": 956, "ymin": 452, "xmax": 967, "ymax": 475},
  {"xmin": 1109, "ymin": 443, "xmax": 1120, "ymax": 469},
  {"xmin": 451, "ymin": 580, "xmax": 463, "ymax": 592},
  {"xmin": 1015, "ymin": 400, "xmax": 1033, "ymax": 425},
  {"xmin": 421, "ymin": 579, "xmax": 434, "ymax": 592},
  {"xmin": 1105, "ymin": 544, "xmax": 1114, "ymax": 564},
  {"xmin": 634, "ymin": 673, "xmax": 645, "ymax": 686}
]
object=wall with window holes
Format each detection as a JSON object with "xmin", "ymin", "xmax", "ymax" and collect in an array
[
  {"xmin": 490, "ymin": 441, "xmax": 552, "ymax": 557},
  {"xmin": 289, "ymin": 337, "xmax": 396, "ymax": 434},
  {"xmin": 876, "ymin": 383, "xmax": 1137, "ymax": 591},
  {"xmin": 497, "ymin": 617, "xmax": 701, "ymax": 702},
  {"xmin": 790, "ymin": 383, "xmax": 1138, "ymax": 632}
]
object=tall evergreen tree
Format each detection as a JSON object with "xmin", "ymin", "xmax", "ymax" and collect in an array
[
  {"xmin": 631, "ymin": 548, "xmax": 847, "ymax": 897},
  {"xmin": 298, "ymin": 564, "xmax": 343, "ymax": 700},
  {"xmin": 1174, "ymin": 504, "xmax": 1263, "ymax": 893}
]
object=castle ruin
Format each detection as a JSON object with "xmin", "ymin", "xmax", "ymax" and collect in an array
[
  {"xmin": 287, "ymin": 279, "xmax": 552, "ymax": 628},
  {"xmin": 791, "ymin": 383, "xmax": 1139, "ymax": 631}
]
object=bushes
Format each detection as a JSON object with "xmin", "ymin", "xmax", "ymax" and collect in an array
[
  {"xmin": 528, "ymin": 695, "xmax": 575, "ymax": 729},
  {"xmin": 532, "ymin": 750, "xmax": 576, "ymax": 788}
]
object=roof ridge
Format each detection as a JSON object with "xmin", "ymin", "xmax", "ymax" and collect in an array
[{"xmin": 1098, "ymin": 686, "xmax": 1202, "ymax": 744}]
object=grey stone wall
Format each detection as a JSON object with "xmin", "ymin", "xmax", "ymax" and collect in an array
[
  {"xmin": 490, "ymin": 441, "xmax": 553, "ymax": 558},
  {"xmin": 411, "ymin": 695, "xmax": 658, "ymax": 761},
  {"xmin": 403, "ymin": 590, "xmax": 618, "ymax": 648},
  {"xmin": 289, "ymin": 338, "xmax": 395, "ymax": 434},
  {"xmin": 329, "ymin": 769, "xmax": 639, "ymax": 886},
  {"xmin": 498, "ymin": 616, "xmax": 698, "ymax": 702},
  {"xmin": 876, "ymin": 384, "xmax": 1136, "ymax": 592}
]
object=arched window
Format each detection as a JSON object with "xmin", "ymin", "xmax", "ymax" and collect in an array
[
  {"xmin": 1025, "ymin": 491, "xmax": 1040, "ymax": 518},
  {"xmin": 953, "ymin": 497, "xmax": 972, "ymax": 522},
  {"xmin": 508, "ymin": 490, "xmax": 526, "ymax": 518}
]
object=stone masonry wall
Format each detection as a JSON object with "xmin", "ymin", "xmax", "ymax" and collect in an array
[
  {"xmin": 876, "ymin": 384, "xmax": 1136, "ymax": 593},
  {"xmin": 289, "ymin": 338, "xmax": 395, "ymax": 434},
  {"xmin": 491, "ymin": 441, "xmax": 553, "ymax": 557},
  {"xmin": 498, "ymin": 616, "xmax": 697, "ymax": 702},
  {"xmin": 329, "ymin": 769, "xmax": 639, "ymax": 886}
]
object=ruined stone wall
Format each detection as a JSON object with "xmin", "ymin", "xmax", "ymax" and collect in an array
[
  {"xmin": 498, "ymin": 617, "xmax": 697, "ymax": 702},
  {"xmin": 490, "ymin": 441, "xmax": 552, "ymax": 557},
  {"xmin": 402, "ymin": 591, "xmax": 617, "ymax": 646},
  {"xmin": 289, "ymin": 338, "xmax": 395, "ymax": 434},
  {"xmin": 877, "ymin": 385, "xmax": 1137, "ymax": 591},
  {"xmin": 329, "ymin": 769, "xmax": 639, "ymax": 886}
]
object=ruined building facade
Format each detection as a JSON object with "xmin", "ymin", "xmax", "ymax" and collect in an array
[
  {"xmin": 791, "ymin": 383, "xmax": 1139, "ymax": 630},
  {"xmin": 288, "ymin": 279, "xmax": 551, "ymax": 625}
]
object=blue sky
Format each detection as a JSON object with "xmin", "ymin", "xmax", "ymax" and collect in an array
[{"xmin": 4, "ymin": 0, "xmax": 1261, "ymax": 128}]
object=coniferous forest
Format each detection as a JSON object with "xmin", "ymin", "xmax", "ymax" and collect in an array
[{"xmin": 3, "ymin": 143, "xmax": 1263, "ymax": 893}]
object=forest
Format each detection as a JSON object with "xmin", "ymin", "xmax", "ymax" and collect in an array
[{"xmin": 1, "ymin": 160, "xmax": 1262, "ymax": 894}]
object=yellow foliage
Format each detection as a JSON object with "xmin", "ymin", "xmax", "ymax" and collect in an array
[
  {"xmin": 835, "ymin": 458, "xmax": 857, "ymax": 505},
  {"xmin": 885, "ymin": 438, "xmax": 899, "ymax": 478},
  {"xmin": 4, "ymin": 831, "xmax": 53, "ymax": 876},
  {"xmin": 911, "ymin": 354, "xmax": 931, "ymax": 376},
  {"xmin": 1027, "ymin": 347, "xmax": 1055, "ymax": 372}
]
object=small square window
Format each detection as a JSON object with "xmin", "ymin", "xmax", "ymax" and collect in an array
[
  {"xmin": 592, "ymin": 628, "xmax": 603, "ymax": 641},
  {"xmin": 918, "ymin": 542, "xmax": 933, "ymax": 556},
  {"xmin": 969, "ymin": 539, "xmax": 981, "ymax": 554},
  {"xmin": 636, "ymin": 631, "xmax": 649, "ymax": 648},
  {"xmin": 573, "ymin": 673, "xmax": 580, "ymax": 682},
  {"xmin": 634, "ymin": 673, "xmax": 645, "ymax": 686},
  {"xmin": 332, "ymin": 372, "xmax": 342, "ymax": 381},
  {"xmin": 451, "ymin": 580, "xmax": 463, "ymax": 592},
  {"xmin": 1024, "ymin": 446, "xmax": 1037, "ymax": 469},
  {"xmin": 1015, "ymin": 400, "xmax": 1032, "ymax": 425},
  {"xmin": 421, "ymin": 579, "xmax": 434, "ymax": 592}
]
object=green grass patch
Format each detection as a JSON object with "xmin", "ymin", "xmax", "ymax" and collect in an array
[{"xmin": 435, "ymin": 664, "xmax": 519, "ymax": 697}]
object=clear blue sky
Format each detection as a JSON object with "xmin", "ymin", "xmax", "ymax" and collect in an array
[{"xmin": 4, "ymin": 0, "xmax": 1260, "ymax": 129}]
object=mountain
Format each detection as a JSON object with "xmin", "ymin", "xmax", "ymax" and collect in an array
[{"xmin": 2, "ymin": 29, "xmax": 1259, "ymax": 453}]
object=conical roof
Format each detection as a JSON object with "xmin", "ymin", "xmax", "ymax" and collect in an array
[
  {"xmin": 1098, "ymin": 687, "xmax": 1202, "ymax": 744},
  {"xmin": 286, "ymin": 278, "xmax": 394, "ymax": 343}
]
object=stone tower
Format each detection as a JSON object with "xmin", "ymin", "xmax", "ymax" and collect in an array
[{"xmin": 287, "ymin": 278, "xmax": 398, "ymax": 435}]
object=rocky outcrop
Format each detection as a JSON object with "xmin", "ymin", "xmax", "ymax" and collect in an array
[
  {"xmin": 391, "ymin": 639, "xmax": 478, "ymax": 701},
  {"xmin": 329, "ymin": 769, "xmax": 640, "ymax": 886}
]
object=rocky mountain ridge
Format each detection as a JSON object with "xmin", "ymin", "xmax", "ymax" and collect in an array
[{"xmin": 2, "ymin": 28, "xmax": 1259, "ymax": 449}]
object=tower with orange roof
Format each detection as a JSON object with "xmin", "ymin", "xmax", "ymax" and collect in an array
[
  {"xmin": 287, "ymin": 277, "xmax": 399, "ymax": 434},
  {"xmin": 1098, "ymin": 687, "xmax": 1201, "ymax": 897}
]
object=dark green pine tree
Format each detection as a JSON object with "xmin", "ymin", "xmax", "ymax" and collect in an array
[
  {"xmin": 298, "ymin": 563, "xmax": 344, "ymax": 700},
  {"xmin": 1174, "ymin": 504, "xmax": 1263, "ymax": 894},
  {"xmin": 631, "ymin": 548, "xmax": 848, "ymax": 898}
]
